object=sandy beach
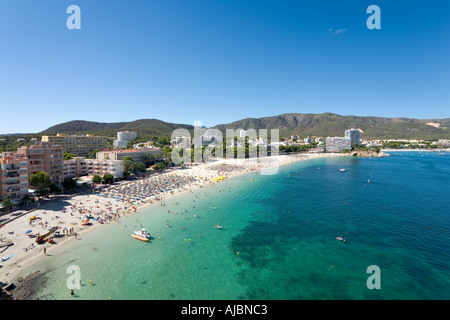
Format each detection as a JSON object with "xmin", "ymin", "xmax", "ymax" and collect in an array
[{"xmin": 0, "ymin": 153, "xmax": 340, "ymax": 289}]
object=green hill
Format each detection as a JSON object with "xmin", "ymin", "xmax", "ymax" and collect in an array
[
  {"xmin": 213, "ymin": 113, "xmax": 450, "ymax": 140},
  {"xmin": 40, "ymin": 119, "xmax": 194, "ymax": 138}
]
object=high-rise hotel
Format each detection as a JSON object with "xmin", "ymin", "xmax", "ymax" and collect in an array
[
  {"xmin": 345, "ymin": 128, "xmax": 361, "ymax": 148},
  {"xmin": 42, "ymin": 134, "xmax": 108, "ymax": 157}
]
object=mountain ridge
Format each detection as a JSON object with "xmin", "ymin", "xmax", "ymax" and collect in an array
[
  {"xmin": 40, "ymin": 119, "xmax": 195, "ymax": 138},
  {"xmin": 37, "ymin": 113, "xmax": 450, "ymax": 140},
  {"xmin": 213, "ymin": 113, "xmax": 450, "ymax": 139}
]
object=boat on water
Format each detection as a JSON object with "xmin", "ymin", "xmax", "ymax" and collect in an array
[
  {"xmin": 340, "ymin": 169, "xmax": 346, "ymax": 172},
  {"xmin": 336, "ymin": 236, "xmax": 346, "ymax": 242},
  {"xmin": 214, "ymin": 225, "xmax": 223, "ymax": 229},
  {"xmin": 132, "ymin": 228, "xmax": 150, "ymax": 242}
]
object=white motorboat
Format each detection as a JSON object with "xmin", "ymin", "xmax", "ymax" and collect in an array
[{"xmin": 132, "ymin": 228, "xmax": 150, "ymax": 242}]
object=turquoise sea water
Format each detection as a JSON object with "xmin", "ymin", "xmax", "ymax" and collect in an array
[{"xmin": 20, "ymin": 152, "xmax": 450, "ymax": 300}]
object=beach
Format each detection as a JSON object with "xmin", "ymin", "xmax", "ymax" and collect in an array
[
  {"xmin": 0, "ymin": 153, "xmax": 340, "ymax": 293},
  {"xmin": 2, "ymin": 151, "xmax": 448, "ymax": 300}
]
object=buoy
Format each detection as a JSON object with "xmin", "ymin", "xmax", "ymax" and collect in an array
[
  {"xmin": 89, "ymin": 280, "xmax": 93, "ymax": 284},
  {"xmin": 109, "ymin": 297, "xmax": 111, "ymax": 300},
  {"xmin": 237, "ymin": 252, "xmax": 239, "ymax": 255},
  {"xmin": 158, "ymin": 236, "xmax": 161, "ymax": 239}
]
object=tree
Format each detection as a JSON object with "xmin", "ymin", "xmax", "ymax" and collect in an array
[
  {"xmin": 92, "ymin": 175, "xmax": 102, "ymax": 185},
  {"xmin": 136, "ymin": 163, "xmax": 146, "ymax": 173},
  {"xmin": 63, "ymin": 177, "xmax": 77, "ymax": 191},
  {"xmin": 30, "ymin": 171, "xmax": 52, "ymax": 193},
  {"xmin": 2, "ymin": 196, "xmax": 14, "ymax": 212},
  {"xmin": 50, "ymin": 183, "xmax": 61, "ymax": 194},
  {"xmin": 21, "ymin": 194, "xmax": 31, "ymax": 205},
  {"xmin": 103, "ymin": 174, "xmax": 114, "ymax": 184},
  {"xmin": 145, "ymin": 153, "xmax": 156, "ymax": 166},
  {"xmin": 122, "ymin": 171, "xmax": 130, "ymax": 179},
  {"xmin": 154, "ymin": 162, "xmax": 166, "ymax": 171},
  {"xmin": 86, "ymin": 149, "xmax": 99, "ymax": 159},
  {"xmin": 123, "ymin": 156, "xmax": 137, "ymax": 173},
  {"xmin": 162, "ymin": 147, "xmax": 173, "ymax": 164},
  {"xmin": 155, "ymin": 136, "xmax": 171, "ymax": 147},
  {"xmin": 63, "ymin": 152, "xmax": 76, "ymax": 160}
]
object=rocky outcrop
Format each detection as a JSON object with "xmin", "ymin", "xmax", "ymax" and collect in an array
[{"xmin": 349, "ymin": 151, "xmax": 388, "ymax": 157}]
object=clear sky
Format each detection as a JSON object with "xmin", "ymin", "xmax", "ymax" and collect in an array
[{"xmin": 0, "ymin": 0, "xmax": 449, "ymax": 133}]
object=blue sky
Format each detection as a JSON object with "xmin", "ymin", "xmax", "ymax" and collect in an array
[{"xmin": 0, "ymin": 0, "xmax": 449, "ymax": 133}]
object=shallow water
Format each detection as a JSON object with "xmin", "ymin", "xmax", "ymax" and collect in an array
[{"xmin": 19, "ymin": 152, "xmax": 450, "ymax": 299}]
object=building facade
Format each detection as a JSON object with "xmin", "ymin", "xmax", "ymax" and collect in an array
[
  {"xmin": 345, "ymin": 129, "xmax": 361, "ymax": 148},
  {"xmin": 96, "ymin": 148, "xmax": 162, "ymax": 163},
  {"xmin": 63, "ymin": 157, "xmax": 124, "ymax": 179},
  {"xmin": 117, "ymin": 131, "xmax": 137, "ymax": 141},
  {"xmin": 114, "ymin": 131, "xmax": 137, "ymax": 149},
  {"xmin": 326, "ymin": 137, "xmax": 352, "ymax": 153},
  {"xmin": 42, "ymin": 134, "xmax": 108, "ymax": 157},
  {"xmin": 17, "ymin": 142, "xmax": 64, "ymax": 185},
  {"xmin": 0, "ymin": 153, "xmax": 29, "ymax": 200}
]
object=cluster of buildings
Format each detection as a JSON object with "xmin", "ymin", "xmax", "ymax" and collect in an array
[
  {"xmin": 170, "ymin": 128, "xmax": 363, "ymax": 154},
  {"xmin": 171, "ymin": 129, "xmax": 270, "ymax": 149},
  {"xmin": 1, "ymin": 132, "xmax": 162, "ymax": 202},
  {"xmin": 325, "ymin": 129, "xmax": 361, "ymax": 153}
]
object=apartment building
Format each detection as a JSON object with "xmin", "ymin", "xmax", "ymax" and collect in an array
[
  {"xmin": 63, "ymin": 157, "xmax": 124, "ymax": 179},
  {"xmin": 17, "ymin": 141, "xmax": 64, "ymax": 185},
  {"xmin": 96, "ymin": 148, "xmax": 162, "ymax": 163},
  {"xmin": 325, "ymin": 137, "xmax": 352, "ymax": 153},
  {"xmin": 42, "ymin": 134, "xmax": 108, "ymax": 157},
  {"xmin": 113, "ymin": 131, "xmax": 137, "ymax": 149},
  {"xmin": 345, "ymin": 129, "xmax": 361, "ymax": 148},
  {"xmin": 0, "ymin": 153, "xmax": 29, "ymax": 200}
]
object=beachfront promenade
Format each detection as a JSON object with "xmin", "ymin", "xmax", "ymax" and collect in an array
[{"xmin": 0, "ymin": 153, "xmax": 339, "ymax": 295}]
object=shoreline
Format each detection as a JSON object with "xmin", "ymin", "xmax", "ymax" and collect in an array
[
  {"xmin": 1, "ymin": 153, "xmax": 342, "ymax": 297},
  {"xmin": 381, "ymin": 148, "xmax": 450, "ymax": 152}
]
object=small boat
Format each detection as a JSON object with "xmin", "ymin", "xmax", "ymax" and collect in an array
[
  {"xmin": 336, "ymin": 236, "xmax": 346, "ymax": 242},
  {"xmin": 214, "ymin": 225, "xmax": 223, "ymax": 229},
  {"xmin": 132, "ymin": 228, "xmax": 150, "ymax": 242},
  {"xmin": 339, "ymin": 169, "xmax": 346, "ymax": 172}
]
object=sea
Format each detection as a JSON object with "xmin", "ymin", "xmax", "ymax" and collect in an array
[{"xmin": 17, "ymin": 151, "xmax": 450, "ymax": 300}]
